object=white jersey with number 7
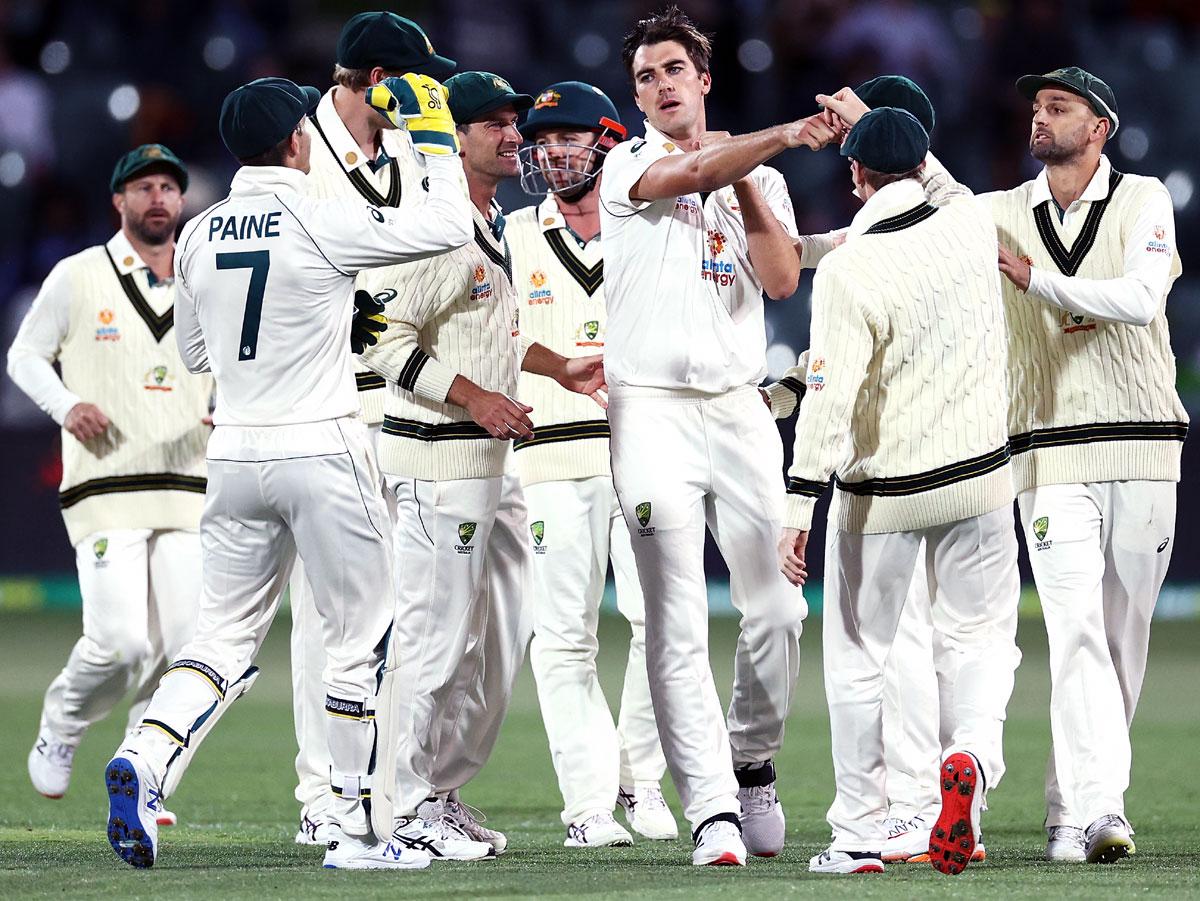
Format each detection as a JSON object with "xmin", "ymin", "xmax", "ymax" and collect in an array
[{"xmin": 173, "ymin": 157, "xmax": 470, "ymax": 427}]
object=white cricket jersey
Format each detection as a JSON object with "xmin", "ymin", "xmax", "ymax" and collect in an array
[
  {"xmin": 598, "ymin": 122, "xmax": 763, "ymax": 393},
  {"xmin": 173, "ymin": 157, "xmax": 470, "ymax": 444},
  {"xmin": 702, "ymin": 165, "xmax": 800, "ymax": 384},
  {"xmin": 306, "ymin": 87, "xmax": 430, "ymax": 425}
]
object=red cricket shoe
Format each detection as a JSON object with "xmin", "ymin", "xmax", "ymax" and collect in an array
[{"xmin": 928, "ymin": 751, "xmax": 984, "ymax": 876}]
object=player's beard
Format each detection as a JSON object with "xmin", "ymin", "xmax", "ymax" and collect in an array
[
  {"xmin": 1030, "ymin": 125, "xmax": 1088, "ymax": 164},
  {"xmin": 128, "ymin": 209, "xmax": 178, "ymax": 246}
]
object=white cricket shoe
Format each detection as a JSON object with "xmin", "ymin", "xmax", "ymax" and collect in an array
[
  {"xmin": 1044, "ymin": 825, "xmax": 1087, "ymax": 862},
  {"xmin": 390, "ymin": 800, "xmax": 496, "ymax": 861},
  {"xmin": 1085, "ymin": 814, "xmax": 1135, "ymax": 863},
  {"xmin": 104, "ymin": 752, "xmax": 162, "ymax": 869},
  {"xmin": 882, "ymin": 814, "xmax": 931, "ymax": 862},
  {"xmin": 808, "ymin": 847, "xmax": 885, "ymax": 874},
  {"xmin": 564, "ymin": 811, "xmax": 634, "ymax": 848},
  {"xmin": 617, "ymin": 784, "xmax": 678, "ymax": 840},
  {"xmin": 322, "ymin": 829, "xmax": 431, "ymax": 870},
  {"xmin": 444, "ymin": 791, "xmax": 508, "ymax": 854},
  {"xmin": 295, "ymin": 805, "xmax": 336, "ymax": 845},
  {"xmin": 735, "ymin": 761, "xmax": 785, "ymax": 857},
  {"xmin": 29, "ymin": 726, "xmax": 76, "ymax": 798},
  {"xmin": 691, "ymin": 818, "xmax": 747, "ymax": 867}
]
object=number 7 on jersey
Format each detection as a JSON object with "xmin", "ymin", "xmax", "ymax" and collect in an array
[{"xmin": 216, "ymin": 250, "xmax": 271, "ymax": 361}]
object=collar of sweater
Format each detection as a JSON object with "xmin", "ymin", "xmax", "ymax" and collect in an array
[
  {"xmin": 230, "ymin": 165, "xmax": 307, "ymax": 196},
  {"xmin": 1030, "ymin": 153, "xmax": 1112, "ymax": 209},
  {"xmin": 846, "ymin": 177, "xmax": 927, "ymax": 240}
]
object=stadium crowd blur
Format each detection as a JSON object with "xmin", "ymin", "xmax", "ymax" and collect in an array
[{"xmin": 2, "ymin": 0, "xmax": 1199, "ymax": 579}]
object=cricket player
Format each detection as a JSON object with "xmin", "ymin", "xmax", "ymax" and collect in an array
[
  {"xmin": 8, "ymin": 145, "xmax": 208, "ymax": 830},
  {"xmin": 102, "ymin": 74, "xmax": 472, "ymax": 871},
  {"xmin": 990, "ymin": 68, "xmax": 1185, "ymax": 864},
  {"xmin": 778, "ymin": 108, "xmax": 1018, "ymax": 876},
  {"xmin": 289, "ymin": 9, "xmax": 455, "ymax": 847},
  {"xmin": 778, "ymin": 76, "xmax": 1008, "ymax": 866},
  {"xmin": 600, "ymin": 7, "xmax": 839, "ymax": 866},
  {"xmin": 510, "ymin": 80, "xmax": 678, "ymax": 847},
  {"xmin": 361, "ymin": 71, "xmax": 607, "ymax": 861}
]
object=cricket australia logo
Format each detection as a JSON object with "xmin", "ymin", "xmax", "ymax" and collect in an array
[
  {"xmin": 635, "ymin": 502, "xmax": 655, "ymax": 537},
  {"xmin": 531, "ymin": 520, "xmax": 546, "ymax": 555},
  {"xmin": 575, "ymin": 319, "xmax": 602, "ymax": 347},
  {"xmin": 456, "ymin": 522, "xmax": 477, "ymax": 555},
  {"xmin": 1033, "ymin": 516, "xmax": 1053, "ymax": 551},
  {"xmin": 93, "ymin": 537, "xmax": 109, "ymax": 564}
]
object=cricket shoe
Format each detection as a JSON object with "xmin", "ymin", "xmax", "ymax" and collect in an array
[
  {"xmin": 881, "ymin": 814, "xmax": 931, "ymax": 862},
  {"xmin": 156, "ymin": 807, "xmax": 178, "ymax": 827},
  {"xmin": 322, "ymin": 829, "xmax": 431, "ymax": 869},
  {"xmin": 564, "ymin": 811, "xmax": 634, "ymax": 848},
  {"xmin": 808, "ymin": 848, "xmax": 884, "ymax": 874},
  {"xmin": 928, "ymin": 751, "xmax": 984, "ymax": 875},
  {"xmin": 28, "ymin": 726, "xmax": 76, "ymax": 798},
  {"xmin": 735, "ymin": 760, "xmax": 785, "ymax": 856},
  {"xmin": 1085, "ymin": 814, "xmax": 1135, "ymax": 863},
  {"xmin": 691, "ymin": 816, "xmax": 746, "ymax": 866},
  {"xmin": 445, "ymin": 791, "xmax": 507, "ymax": 854},
  {"xmin": 617, "ymin": 784, "xmax": 678, "ymax": 840},
  {"xmin": 295, "ymin": 805, "xmax": 336, "ymax": 846},
  {"xmin": 104, "ymin": 753, "xmax": 161, "ymax": 869},
  {"xmin": 1044, "ymin": 825, "xmax": 1087, "ymax": 862},
  {"xmin": 391, "ymin": 800, "xmax": 496, "ymax": 861}
]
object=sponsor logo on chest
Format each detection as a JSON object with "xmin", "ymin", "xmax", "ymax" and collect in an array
[
  {"xmin": 95, "ymin": 308, "xmax": 121, "ymax": 341},
  {"xmin": 807, "ymin": 357, "xmax": 826, "ymax": 392},
  {"xmin": 143, "ymin": 364, "xmax": 175, "ymax": 392},
  {"xmin": 701, "ymin": 229, "xmax": 736, "ymax": 287},
  {"xmin": 471, "ymin": 264, "xmax": 493, "ymax": 302},
  {"xmin": 575, "ymin": 319, "xmax": 602, "ymax": 348},
  {"xmin": 528, "ymin": 269, "xmax": 554, "ymax": 305}
]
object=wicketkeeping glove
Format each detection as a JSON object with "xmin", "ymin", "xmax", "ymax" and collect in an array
[
  {"xmin": 350, "ymin": 289, "xmax": 388, "ymax": 354},
  {"xmin": 365, "ymin": 74, "xmax": 459, "ymax": 157}
]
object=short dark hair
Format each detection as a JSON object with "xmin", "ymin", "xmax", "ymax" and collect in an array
[
  {"xmin": 857, "ymin": 163, "xmax": 924, "ymax": 192},
  {"xmin": 621, "ymin": 5, "xmax": 713, "ymax": 83}
]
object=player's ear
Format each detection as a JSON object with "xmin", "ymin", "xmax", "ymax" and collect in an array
[
  {"xmin": 699, "ymin": 69, "xmax": 712, "ymax": 96},
  {"xmin": 112, "ymin": 192, "xmax": 124, "ymax": 216},
  {"xmin": 368, "ymin": 65, "xmax": 388, "ymax": 87}
]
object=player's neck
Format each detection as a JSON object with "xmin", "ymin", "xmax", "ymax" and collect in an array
[
  {"xmin": 553, "ymin": 188, "xmax": 600, "ymax": 242},
  {"xmin": 1045, "ymin": 152, "xmax": 1102, "ymax": 210},
  {"xmin": 331, "ymin": 86, "xmax": 384, "ymax": 161},
  {"xmin": 656, "ymin": 109, "xmax": 706, "ymax": 149},
  {"xmin": 124, "ymin": 229, "xmax": 175, "ymax": 282},
  {"xmin": 468, "ymin": 178, "xmax": 499, "ymax": 221}
]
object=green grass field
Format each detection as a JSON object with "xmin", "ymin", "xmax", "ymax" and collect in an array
[{"xmin": 1, "ymin": 610, "xmax": 1198, "ymax": 898}]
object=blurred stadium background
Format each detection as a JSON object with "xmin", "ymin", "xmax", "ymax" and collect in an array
[{"xmin": 1, "ymin": 0, "xmax": 1199, "ymax": 615}]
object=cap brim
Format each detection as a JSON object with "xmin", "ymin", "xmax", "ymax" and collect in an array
[
  {"xmin": 409, "ymin": 54, "xmax": 457, "ymax": 79},
  {"xmin": 465, "ymin": 93, "xmax": 534, "ymax": 123},
  {"xmin": 1016, "ymin": 74, "xmax": 1079, "ymax": 101},
  {"xmin": 117, "ymin": 160, "xmax": 189, "ymax": 192},
  {"xmin": 299, "ymin": 85, "xmax": 321, "ymax": 116}
]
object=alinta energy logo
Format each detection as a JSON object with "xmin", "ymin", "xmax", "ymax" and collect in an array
[
  {"xmin": 528, "ymin": 269, "xmax": 553, "ymax": 305},
  {"xmin": 456, "ymin": 521, "xmax": 477, "ymax": 555},
  {"xmin": 531, "ymin": 520, "xmax": 546, "ymax": 554},
  {"xmin": 635, "ymin": 502, "xmax": 655, "ymax": 537},
  {"xmin": 702, "ymin": 229, "xmax": 735, "ymax": 286}
]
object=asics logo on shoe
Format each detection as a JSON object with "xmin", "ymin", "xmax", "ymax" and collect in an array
[
  {"xmin": 384, "ymin": 842, "xmax": 406, "ymax": 861},
  {"xmin": 391, "ymin": 832, "xmax": 443, "ymax": 856},
  {"xmin": 147, "ymin": 789, "xmax": 163, "ymax": 812}
]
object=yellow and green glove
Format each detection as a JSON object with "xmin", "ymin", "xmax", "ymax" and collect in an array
[{"xmin": 366, "ymin": 74, "xmax": 459, "ymax": 156}]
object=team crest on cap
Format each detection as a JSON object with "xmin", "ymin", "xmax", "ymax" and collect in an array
[
  {"xmin": 493, "ymin": 76, "xmax": 513, "ymax": 92},
  {"xmin": 534, "ymin": 90, "xmax": 561, "ymax": 109},
  {"xmin": 145, "ymin": 146, "xmax": 163, "ymax": 158},
  {"xmin": 424, "ymin": 34, "xmax": 434, "ymax": 54}
]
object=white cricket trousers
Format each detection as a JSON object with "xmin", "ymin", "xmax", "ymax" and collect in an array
[
  {"xmin": 823, "ymin": 503, "xmax": 1019, "ymax": 850},
  {"xmin": 376, "ymin": 471, "xmax": 532, "ymax": 822},
  {"xmin": 1018, "ymin": 480, "xmax": 1175, "ymax": 828},
  {"xmin": 290, "ymin": 422, "xmax": 394, "ymax": 815},
  {"xmin": 525, "ymin": 475, "xmax": 667, "ymax": 826},
  {"xmin": 126, "ymin": 419, "xmax": 394, "ymax": 837},
  {"xmin": 608, "ymin": 385, "xmax": 805, "ymax": 832},
  {"xmin": 41, "ymin": 528, "xmax": 201, "ymax": 745},
  {"xmin": 881, "ymin": 541, "xmax": 1021, "ymax": 822}
]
